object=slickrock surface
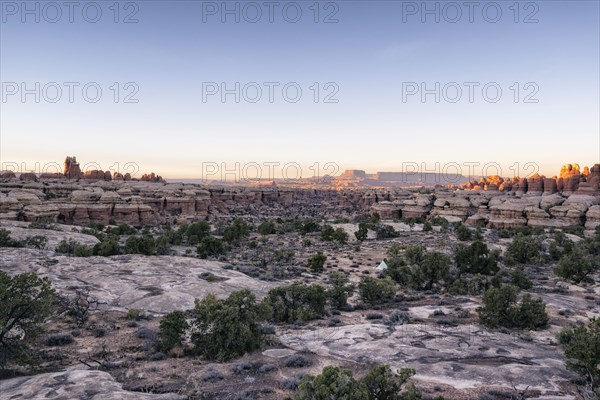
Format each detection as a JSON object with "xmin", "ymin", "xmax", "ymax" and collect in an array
[{"xmin": 0, "ymin": 370, "xmax": 183, "ymax": 399}]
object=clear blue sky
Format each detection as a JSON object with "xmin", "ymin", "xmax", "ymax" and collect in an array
[{"xmin": 1, "ymin": 0, "xmax": 599, "ymax": 179}]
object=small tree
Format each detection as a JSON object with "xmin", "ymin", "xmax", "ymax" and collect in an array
[
  {"xmin": 455, "ymin": 241, "xmax": 498, "ymax": 275},
  {"xmin": 192, "ymin": 290, "xmax": 263, "ymax": 361},
  {"xmin": 511, "ymin": 267, "xmax": 532, "ymax": 289},
  {"xmin": 557, "ymin": 318, "xmax": 600, "ymax": 392},
  {"xmin": 295, "ymin": 365, "xmax": 368, "ymax": 400},
  {"xmin": 328, "ymin": 272, "xmax": 355, "ymax": 309},
  {"xmin": 0, "ymin": 272, "xmax": 55, "ymax": 370},
  {"xmin": 505, "ymin": 235, "xmax": 541, "ymax": 264},
  {"xmin": 257, "ymin": 221, "xmax": 277, "ymax": 235},
  {"xmin": 159, "ymin": 310, "xmax": 189, "ymax": 353},
  {"xmin": 264, "ymin": 282, "xmax": 327, "ymax": 323},
  {"xmin": 363, "ymin": 364, "xmax": 420, "ymax": 400},
  {"xmin": 410, "ymin": 252, "xmax": 451, "ymax": 291},
  {"xmin": 358, "ymin": 277, "xmax": 396, "ymax": 305},
  {"xmin": 197, "ymin": 236, "xmax": 226, "ymax": 259},
  {"xmin": 308, "ymin": 252, "xmax": 327, "ymax": 273},
  {"xmin": 554, "ymin": 246, "xmax": 595, "ymax": 283},
  {"xmin": 333, "ymin": 228, "xmax": 349, "ymax": 244},
  {"xmin": 477, "ymin": 284, "xmax": 548, "ymax": 330},
  {"xmin": 355, "ymin": 223, "xmax": 368, "ymax": 241},
  {"xmin": 456, "ymin": 224, "xmax": 472, "ymax": 241}
]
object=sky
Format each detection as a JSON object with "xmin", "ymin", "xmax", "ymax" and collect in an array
[{"xmin": 1, "ymin": 0, "xmax": 599, "ymax": 180}]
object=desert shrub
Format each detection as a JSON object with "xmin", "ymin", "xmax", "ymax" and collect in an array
[
  {"xmin": 93, "ymin": 235, "xmax": 120, "ymax": 256},
  {"xmin": 258, "ymin": 221, "xmax": 277, "ymax": 235},
  {"xmin": 201, "ymin": 367, "xmax": 224, "ymax": 382},
  {"xmin": 105, "ymin": 223, "xmax": 137, "ymax": 236},
  {"xmin": 376, "ymin": 224, "xmax": 400, "ymax": 240},
  {"xmin": 192, "ymin": 290, "xmax": 263, "ymax": 361},
  {"xmin": 295, "ymin": 364, "xmax": 420, "ymax": 400},
  {"xmin": 264, "ymin": 282, "xmax": 327, "ymax": 323},
  {"xmin": 456, "ymin": 224, "xmax": 473, "ymax": 241},
  {"xmin": 0, "ymin": 228, "xmax": 23, "ymax": 248},
  {"xmin": 296, "ymin": 366, "xmax": 367, "ymax": 399},
  {"xmin": 477, "ymin": 285, "xmax": 548, "ymax": 330},
  {"xmin": 259, "ymin": 363, "xmax": 276, "ymax": 373},
  {"xmin": 511, "ymin": 267, "xmax": 533, "ymax": 289},
  {"xmin": 308, "ymin": 252, "xmax": 327, "ymax": 273},
  {"xmin": 386, "ymin": 310, "xmax": 410, "ymax": 325},
  {"xmin": 448, "ymin": 274, "xmax": 496, "ymax": 295},
  {"xmin": 422, "ymin": 222, "xmax": 433, "ymax": 232},
  {"xmin": 408, "ymin": 252, "xmax": 451, "ymax": 291},
  {"xmin": 158, "ymin": 310, "xmax": 189, "ymax": 353},
  {"xmin": 557, "ymin": 317, "xmax": 600, "ymax": 392},
  {"xmin": 505, "ymin": 235, "xmax": 541, "ymax": 264},
  {"xmin": 126, "ymin": 308, "xmax": 148, "ymax": 321},
  {"xmin": 123, "ymin": 235, "xmax": 157, "ymax": 256},
  {"xmin": 184, "ymin": 221, "xmax": 211, "ymax": 245},
  {"xmin": 223, "ymin": 218, "xmax": 250, "ymax": 244},
  {"xmin": 24, "ymin": 235, "xmax": 48, "ymax": 250},
  {"xmin": 363, "ymin": 364, "xmax": 420, "ymax": 400},
  {"xmin": 549, "ymin": 231, "xmax": 575, "ymax": 260},
  {"xmin": 455, "ymin": 241, "xmax": 498, "ymax": 275},
  {"xmin": 55, "ymin": 239, "xmax": 93, "ymax": 257},
  {"xmin": 366, "ymin": 312, "xmax": 384, "ymax": 320},
  {"xmin": 197, "ymin": 236, "xmax": 227, "ymax": 258},
  {"xmin": 554, "ymin": 246, "xmax": 596, "ymax": 283},
  {"xmin": 320, "ymin": 225, "xmax": 335, "ymax": 241},
  {"xmin": 358, "ymin": 277, "xmax": 396, "ymax": 305},
  {"xmin": 430, "ymin": 217, "xmax": 449, "ymax": 229},
  {"xmin": 0, "ymin": 272, "xmax": 55, "ymax": 369},
  {"xmin": 327, "ymin": 272, "xmax": 355, "ymax": 309},
  {"xmin": 45, "ymin": 333, "xmax": 74, "ymax": 346},
  {"xmin": 285, "ymin": 354, "xmax": 312, "ymax": 368},
  {"xmin": 355, "ymin": 223, "xmax": 369, "ymax": 241},
  {"xmin": 404, "ymin": 244, "xmax": 426, "ymax": 265}
]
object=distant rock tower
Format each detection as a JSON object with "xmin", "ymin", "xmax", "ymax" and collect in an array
[{"xmin": 64, "ymin": 156, "xmax": 82, "ymax": 179}]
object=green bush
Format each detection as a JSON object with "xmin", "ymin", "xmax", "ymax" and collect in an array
[
  {"xmin": 333, "ymin": 228, "xmax": 349, "ymax": 244},
  {"xmin": 505, "ymin": 235, "xmax": 541, "ymax": 264},
  {"xmin": 376, "ymin": 224, "xmax": 400, "ymax": 240},
  {"xmin": 328, "ymin": 272, "xmax": 355, "ymax": 309},
  {"xmin": 295, "ymin": 364, "xmax": 420, "ymax": 400},
  {"xmin": 554, "ymin": 246, "xmax": 595, "ymax": 283},
  {"xmin": 358, "ymin": 277, "xmax": 396, "ymax": 305},
  {"xmin": 0, "ymin": 229, "xmax": 23, "ymax": 248},
  {"xmin": 159, "ymin": 310, "xmax": 189, "ymax": 353},
  {"xmin": 264, "ymin": 282, "xmax": 327, "ymax": 323},
  {"xmin": 192, "ymin": 290, "xmax": 263, "ymax": 361},
  {"xmin": 430, "ymin": 216, "xmax": 449, "ymax": 229},
  {"xmin": 197, "ymin": 236, "xmax": 227, "ymax": 259},
  {"xmin": 455, "ymin": 241, "xmax": 498, "ymax": 275},
  {"xmin": 184, "ymin": 221, "xmax": 211, "ymax": 244},
  {"xmin": 422, "ymin": 222, "xmax": 433, "ymax": 232},
  {"xmin": 456, "ymin": 224, "xmax": 473, "ymax": 241},
  {"xmin": 355, "ymin": 223, "xmax": 369, "ymax": 241},
  {"xmin": 93, "ymin": 235, "xmax": 120, "ymax": 256},
  {"xmin": 257, "ymin": 221, "xmax": 277, "ymax": 235},
  {"xmin": 55, "ymin": 239, "xmax": 93, "ymax": 257},
  {"xmin": 557, "ymin": 318, "xmax": 600, "ymax": 392},
  {"xmin": 308, "ymin": 252, "xmax": 327, "ymax": 273},
  {"xmin": 123, "ymin": 235, "xmax": 157, "ymax": 255},
  {"xmin": 223, "ymin": 218, "xmax": 250, "ymax": 244},
  {"xmin": 477, "ymin": 285, "xmax": 548, "ymax": 330},
  {"xmin": 0, "ymin": 272, "xmax": 55, "ymax": 369},
  {"xmin": 408, "ymin": 252, "xmax": 451, "ymax": 291},
  {"xmin": 296, "ymin": 365, "xmax": 368, "ymax": 400},
  {"xmin": 511, "ymin": 267, "xmax": 532, "ymax": 289},
  {"xmin": 24, "ymin": 235, "xmax": 48, "ymax": 250}
]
